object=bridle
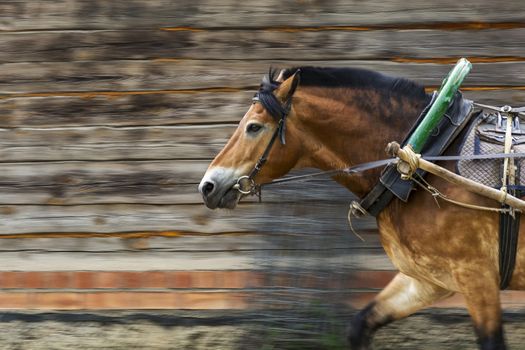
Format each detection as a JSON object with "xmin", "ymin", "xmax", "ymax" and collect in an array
[{"xmin": 233, "ymin": 72, "xmax": 300, "ymax": 198}]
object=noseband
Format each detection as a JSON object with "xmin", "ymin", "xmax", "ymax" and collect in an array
[{"xmin": 233, "ymin": 71, "xmax": 300, "ymax": 197}]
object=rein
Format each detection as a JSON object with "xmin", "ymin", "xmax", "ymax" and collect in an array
[{"xmin": 262, "ymin": 151, "xmax": 525, "ymax": 188}]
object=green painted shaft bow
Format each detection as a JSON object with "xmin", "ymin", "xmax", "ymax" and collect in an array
[{"xmin": 406, "ymin": 58, "xmax": 472, "ymax": 152}]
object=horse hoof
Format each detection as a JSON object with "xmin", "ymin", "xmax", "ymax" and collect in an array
[{"xmin": 346, "ymin": 324, "xmax": 372, "ymax": 350}]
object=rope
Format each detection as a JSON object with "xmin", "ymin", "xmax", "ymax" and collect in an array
[
  {"xmin": 411, "ymin": 174, "xmax": 513, "ymax": 214},
  {"xmin": 390, "ymin": 143, "xmax": 511, "ymax": 212},
  {"xmin": 347, "ymin": 201, "xmax": 367, "ymax": 242}
]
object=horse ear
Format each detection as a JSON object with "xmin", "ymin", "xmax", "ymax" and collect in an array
[
  {"xmin": 275, "ymin": 69, "xmax": 287, "ymax": 83},
  {"xmin": 275, "ymin": 69, "xmax": 301, "ymax": 102}
]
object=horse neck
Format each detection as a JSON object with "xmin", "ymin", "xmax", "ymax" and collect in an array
[{"xmin": 294, "ymin": 86, "xmax": 430, "ymax": 197}]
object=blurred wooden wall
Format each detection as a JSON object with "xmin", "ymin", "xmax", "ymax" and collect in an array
[{"xmin": 1, "ymin": 0, "xmax": 525, "ymax": 310}]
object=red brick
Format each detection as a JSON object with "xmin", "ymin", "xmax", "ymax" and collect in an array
[
  {"xmin": 0, "ymin": 291, "xmax": 254, "ymax": 310},
  {"xmin": 0, "ymin": 272, "xmax": 24, "ymax": 289},
  {"xmin": 24, "ymin": 272, "xmax": 47, "ymax": 289},
  {"xmin": 94, "ymin": 272, "xmax": 120, "ymax": 289},
  {"xmin": 0, "ymin": 292, "xmax": 30, "ymax": 309},
  {"xmin": 72, "ymin": 271, "xmax": 96, "ymax": 289},
  {"xmin": 32, "ymin": 292, "xmax": 84, "ymax": 310},
  {"xmin": 119, "ymin": 272, "xmax": 143, "ymax": 289},
  {"xmin": 84, "ymin": 292, "xmax": 107, "ymax": 309},
  {"xmin": 46, "ymin": 272, "xmax": 72, "ymax": 289},
  {"xmin": 103, "ymin": 292, "xmax": 133, "ymax": 309},
  {"xmin": 132, "ymin": 292, "xmax": 178, "ymax": 309},
  {"xmin": 170, "ymin": 271, "xmax": 192, "ymax": 288},
  {"xmin": 222, "ymin": 271, "xmax": 246, "ymax": 289},
  {"xmin": 178, "ymin": 292, "xmax": 248, "ymax": 310},
  {"xmin": 143, "ymin": 271, "xmax": 168, "ymax": 288},
  {"xmin": 191, "ymin": 271, "xmax": 218, "ymax": 288},
  {"xmin": 84, "ymin": 292, "xmax": 172, "ymax": 309}
]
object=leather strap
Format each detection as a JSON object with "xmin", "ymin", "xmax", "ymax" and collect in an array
[
  {"xmin": 247, "ymin": 119, "xmax": 283, "ymax": 180},
  {"xmin": 499, "ymin": 115, "xmax": 521, "ymax": 290},
  {"xmin": 499, "ymin": 204, "xmax": 521, "ymax": 289},
  {"xmin": 358, "ymin": 180, "xmax": 395, "ymax": 217},
  {"xmin": 248, "ymin": 87, "xmax": 296, "ymax": 182}
]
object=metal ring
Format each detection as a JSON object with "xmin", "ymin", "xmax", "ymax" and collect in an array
[{"xmin": 233, "ymin": 175, "xmax": 256, "ymax": 195}]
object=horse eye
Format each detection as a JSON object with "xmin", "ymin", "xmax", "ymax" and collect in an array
[{"xmin": 246, "ymin": 123, "xmax": 263, "ymax": 133}]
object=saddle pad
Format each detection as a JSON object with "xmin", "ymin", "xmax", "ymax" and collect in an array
[{"xmin": 457, "ymin": 113, "xmax": 525, "ymax": 188}]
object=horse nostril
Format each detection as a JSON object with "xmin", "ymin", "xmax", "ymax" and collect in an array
[{"xmin": 202, "ymin": 181, "xmax": 215, "ymax": 197}]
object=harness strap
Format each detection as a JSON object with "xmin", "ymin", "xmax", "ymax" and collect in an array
[
  {"xmin": 358, "ymin": 182, "xmax": 394, "ymax": 217},
  {"xmin": 247, "ymin": 119, "xmax": 283, "ymax": 180},
  {"xmin": 499, "ymin": 114, "xmax": 520, "ymax": 290},
  {"xmin": 499, "ymin": 205, "xmax": 520, "ymax": 289}
]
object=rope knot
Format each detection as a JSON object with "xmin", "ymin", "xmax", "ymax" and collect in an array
[
  {"xmin": 397, "ymin": 145, "xmax": 420, "ymax": 180},
  {"xmin": 385, "ymin": 141, "xmax": 401, "ymax": 157}
]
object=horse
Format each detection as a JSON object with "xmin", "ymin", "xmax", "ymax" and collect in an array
[{"xmin": 198, "ymin": 66, "xmax": 524, "ymax": 349}]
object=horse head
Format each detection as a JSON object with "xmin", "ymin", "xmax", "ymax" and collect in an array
[{"xmin": 199, "ymin": 69, "xmax": 302, "ymax": 209}]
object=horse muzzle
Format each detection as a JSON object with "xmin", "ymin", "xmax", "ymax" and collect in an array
[{"xmin": 198, "ymin": 167, "xmax": 242, "ymax": 209}]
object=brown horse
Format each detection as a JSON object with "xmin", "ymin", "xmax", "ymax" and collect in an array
[{"xmin": 199, "ymin": 67, "xmax": 523, "ymax": 349}]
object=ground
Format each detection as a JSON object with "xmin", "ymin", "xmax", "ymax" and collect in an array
[{"xmin": 2, "ymin": 309, "xmax": 525, "ymax": 350}]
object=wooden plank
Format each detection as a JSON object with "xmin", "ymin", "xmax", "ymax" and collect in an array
[
  {"xmin": 3, "ymin": 89, "xmax": 525, "ymax": 130},
  {"xmin": 462, "ymin": 89, "xmax": 525, "ymax": 106},
  {"xmin": 0, "ymin": 160, "xmax": 205, "ymax": 204},
  {"xmin": 4, "ymin": 60, "xmax": 525, "ymax": 94},
  {"xmin": 1, "ymin": 0, "xmax": 524, "ymax": 31},
  {"xmin": 0, "ymin": 248, "xmax": 391, "ymax": 271},
  {"xmin": 0, "ymin": 91, "xmax": 253, "ymax": 128},
  {"xmin": 3, "ymin": 29, "xmax": 525, "ymax": 63},
  {"xmin": 0, "ymin": 202, "xmax": 377, "ymax": 235},
  {"xmin": 0, "ymin": 89, "xmax": 525, "ymax": 132},
  {"xmin": 0, "ymin": 233, "xmax": 382, "ymax": 253},
  {"xmin": 0, "ymin": 124, "xmax": 236, "ymax": 161},
  {"xmin": 0, "ymin": 161, "xmax": 353, "ymax": 205},
  {"xmin": 0, "ymin": 60, "xmax": 259, "ymax": 94}
]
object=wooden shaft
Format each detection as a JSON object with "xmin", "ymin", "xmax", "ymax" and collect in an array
[{"xmin": 396, "ymin": 147, "xmax": 525, "ymax": 211}]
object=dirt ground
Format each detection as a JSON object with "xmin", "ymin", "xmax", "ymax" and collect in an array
[{"xmin": 1, "ymin": 309, "xmax": 525, "ymax": 350}]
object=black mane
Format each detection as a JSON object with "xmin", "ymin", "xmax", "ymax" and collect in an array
[
  {"xmin": 259, "ymin": 66, "xmax": 429, "ymax": 102},
  {"xmin": 255, "ymin": 66, "xmax": 430, "ymax": 125}
]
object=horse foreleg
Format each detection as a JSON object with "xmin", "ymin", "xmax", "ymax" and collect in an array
[
  {"xmin": 455, "ymin": 271, "xmax": 505, "ymax": 350},
  {"xmin": 347, "ymin": 272, "xmax": 453, "ymax": 350}
]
